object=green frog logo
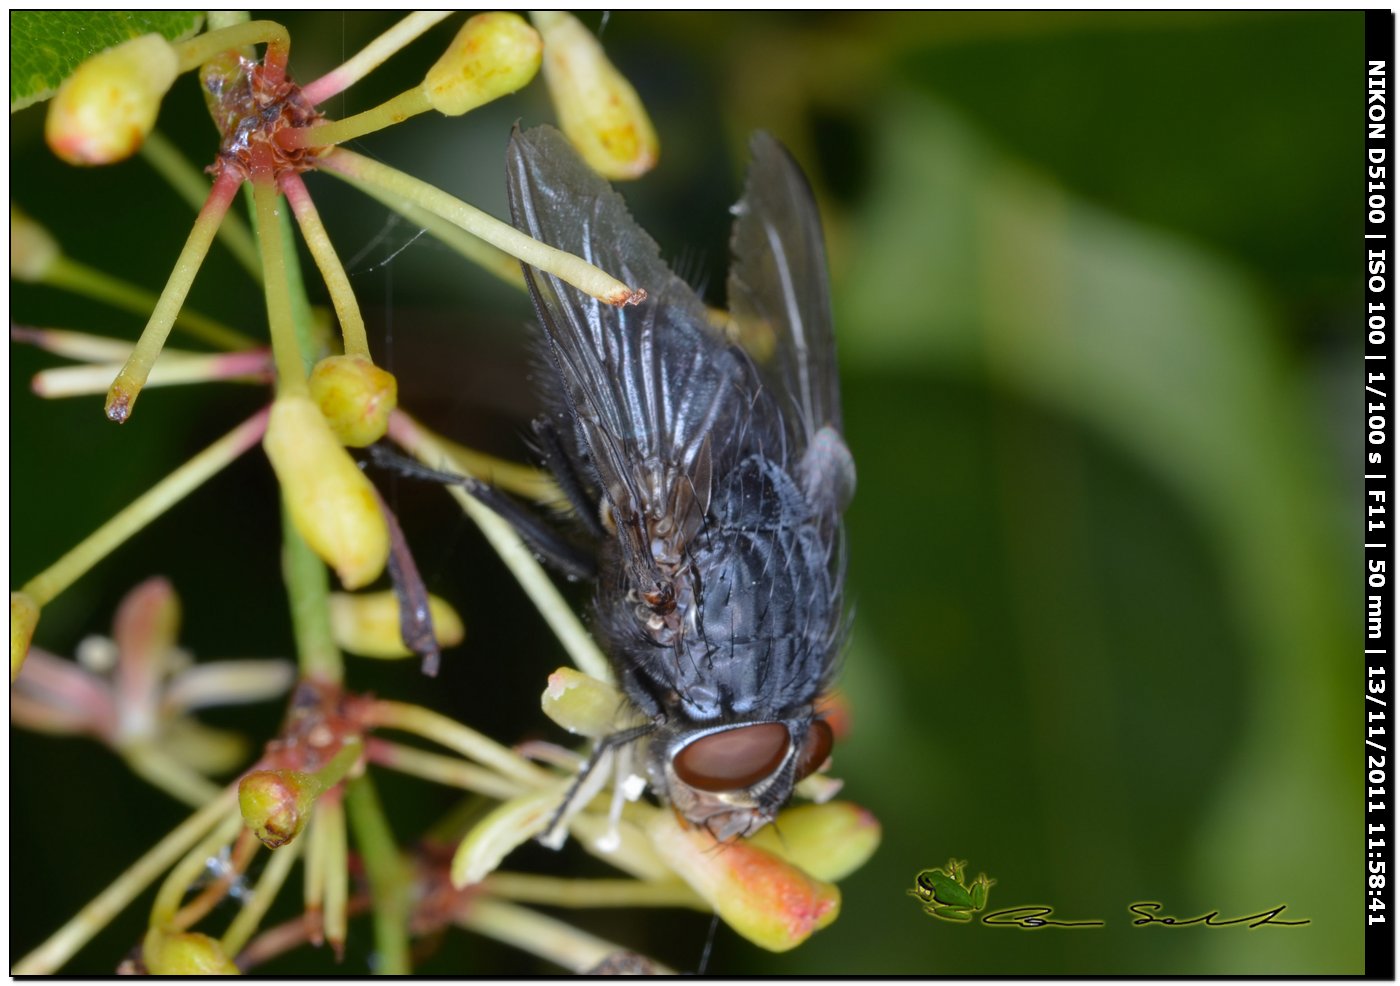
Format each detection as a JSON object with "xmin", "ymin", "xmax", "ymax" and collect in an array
[{"xmin": 910, "ymin": 859, "xmax": 995, "ymax": 923}]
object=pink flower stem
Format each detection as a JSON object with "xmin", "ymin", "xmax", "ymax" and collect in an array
[{"xmin": 299, "ymin": 12, "xmax": 452, "ymax": 105}]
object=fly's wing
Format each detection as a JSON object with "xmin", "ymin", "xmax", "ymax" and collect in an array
[
  {"xmin": 727, "ymin": 134, "xmax": 854, "ymax": 517},
  {"xmin": 506, "ymin": 126, "xmax": 763, "ymax": 581}
]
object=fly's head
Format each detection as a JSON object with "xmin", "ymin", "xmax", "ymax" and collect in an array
[{"xmin": 651, "ymin": 716, "xmax": 834, "ymax": 840}]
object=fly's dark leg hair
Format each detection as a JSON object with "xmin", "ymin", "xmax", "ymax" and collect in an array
[
  {"xmin": 531, "ymin": 416, "xmax": 608, "ymax": 541},
  {"xmin": 538, "ymin": 721, "xmax": 657, "ymax": 846},
  {"xmin": 368, "ymin": 445, "xmax": 598, "ymax": 581}
]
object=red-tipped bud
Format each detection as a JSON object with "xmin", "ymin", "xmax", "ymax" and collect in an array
[
  {"xmin": 239, "ymin": 768, "xmax": 316, "ymax": 848},
  {"xmin": 540, "ymin": 667, "xmax": 639, "ymax": 738},
  {"xmin": 647, "ymin": 810, "xmax": 840, "ymax": 952},
  {"xmin": 45, "ymin": 34, "xmax": 179, "ymax": 166}
]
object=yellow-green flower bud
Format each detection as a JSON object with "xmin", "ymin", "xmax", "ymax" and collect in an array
[
  {"xmin": 541, "ymin": 666, "xmax": 639, "ymax": 738},
  {"xmin": 45, "ymin": 34, "xmax": 179, "ymax": 166},
  {"xmin": 307, "ymin": 355, "xmax": 398, "ymax": 448},
  {"xmin": 746, "ymin": 802, "xmax": 881, "ymax": 883},
  {"xmin": 263, "ymin": 395, "xmax": 389, "ymax": 589},
  {"xmin": 143, "ymin": 929, "xmax": 240, "ymax": 975},
  {"xmin": 10, "ymin": 592, "xmax": 39, "ymax": 683},
  {"xmin": 10, "ymin": 206, "xmax": 60, "ymax": 282},
  {"xmin": 531, "ymin": 11, "xmax": 658, "ymax": 180},
  {"xmin": 328, "ymin": 590, "xmax": 464, "ymax": 658},
  {"xmin": 452, "ymin": 789, "xmax": 559, "ymax": 888},
  {"xmin": 424, "ymin": 12, "xmax": 543, "ymax": 117},
  {"xmin": 239, "ymin": 768, "xmax": 316, "ymax": 849},
  {"xmin": 647, "ymin": 810, "xmax": 840, "ymax": 952}
]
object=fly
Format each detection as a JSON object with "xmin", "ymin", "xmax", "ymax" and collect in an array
[{"xmin": 390, "ymin": 125, "xmax": 854, "ymax": 841}]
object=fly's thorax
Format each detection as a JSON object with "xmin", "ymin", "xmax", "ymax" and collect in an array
[{"xmin": 645, "ymin": 714, "xmax": 834, "ymax": 840}]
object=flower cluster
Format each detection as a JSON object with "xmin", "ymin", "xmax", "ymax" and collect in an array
[{"xmin": 12, "ymin": 12, "xmax": 878, "ymax": 975}]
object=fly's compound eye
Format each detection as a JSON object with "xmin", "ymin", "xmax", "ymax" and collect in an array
[
  {"xmin": 672, "ymin": 722, "xmax": 791, "ymax": 792},
  {"xmin": 793, "ymin": 719, "xmax": 834, "ymax": 782}
]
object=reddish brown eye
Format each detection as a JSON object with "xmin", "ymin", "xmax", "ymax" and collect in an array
[
  {"xmin": 673, "ymin": 722, "xmax": 791, "ymax": 792},
  {"xmin": 793, "ymin": 719, "xmax": 834, "ymax": 782}
]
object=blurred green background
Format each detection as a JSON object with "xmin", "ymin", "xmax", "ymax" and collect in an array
[{"xmin": 10, "ymin": 11, "xmax": 1362, "ymax": 975}]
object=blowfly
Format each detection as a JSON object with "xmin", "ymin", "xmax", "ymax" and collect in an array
[{"xmin": 409, "ymin": 125, "xmax": 855, "ymax": 841}]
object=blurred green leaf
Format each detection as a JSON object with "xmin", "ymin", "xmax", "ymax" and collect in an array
[
  {"xmin": 10, "ymin": 11, "xmax": 204, "ymax": 113},
  {"xmin": 837, "ymin": 88, "xmax": 1357, "ymax": 972}
]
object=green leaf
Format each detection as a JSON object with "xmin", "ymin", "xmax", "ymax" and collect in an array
[{"xmin": 10, "ymin": 11, "xmax": 204, "ymax": 113}]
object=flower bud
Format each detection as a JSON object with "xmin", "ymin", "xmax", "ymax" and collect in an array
[
  {"xmin": 541, "ymin": 667, "xmax": 638, "ymax": 738},
  {"xmin": 10, "ymin": 592, "xmax": 39, "ymax": 683},
  {"xmin": 647, "ymin": 810, "xmax": 839, "ymax": 952},
  {"xmin": 143, "ymin": 929, "xmax": 241, "ymax": 975},
  {"xmin": 264, "ymin": 395, "xmax": 389, "ymax": 589},
  {"xmin": 452, "ymin": 789, "xmax": 559, "ymax": 888},
  {"xmin": 239, "ymin": 768, "xmax": 316, "ymax": 848},
  {"xmin": 307, "ymin": 355, "xmax": 398, "ymax": 448},
  {"xmin": 746, "ymin": 802, "xmax": 880, "ymax": 883},
  {"xmin": 10, "ymin": 206, "xmax": 61, "ymax": 282},
  {"xmin": 45, "ymin": 33, "xmax": 179, "ymax": 166},
  {"xmin": 328, "ymin": 590, "xmax": 464, "ymax": 659},
  {"xmin": 531, "ymin": 11, "xmax": 658, "ymax": 180},
  {"xmin": 424, "ymin": 12, "xmax": 542, "ymax": 117}
]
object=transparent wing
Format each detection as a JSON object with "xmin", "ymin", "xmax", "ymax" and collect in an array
[
  {"xmin": 727, "ymin": 133, "xmax": 853, "ymax": 513},
  {"xmin": 727, "ymin": 133, "xmax": 842, "ymax": 441},
  {"xmin": 506, "ymin": 126, "xmax": 765, "ymax": 571}
]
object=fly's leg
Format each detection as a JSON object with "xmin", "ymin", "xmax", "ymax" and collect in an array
[
  {"xmin": 368, "ymin": 445, "xmax": 598, "ymax": 580},
  {"xmin": 538, "ymin": 721, "xmax": 655, "ymax": 848},
  {"xmin": 531, "ymin": 416, "xmax": 608, "ymax": 541}
]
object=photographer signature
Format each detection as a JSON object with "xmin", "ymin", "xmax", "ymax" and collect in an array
[{"xmin": 911, "ymin": 861, "xmax": 1310, "ymax": 929}]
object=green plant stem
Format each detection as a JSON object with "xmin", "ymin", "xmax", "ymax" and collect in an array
[
  {"xmin": 140, "ymin": 130, "xmax": 262, "ymax": 282},
  {"xmin": 124, "ymin": 743, "xmax": 225, "ymax": 808},
  {"xmin": 344, "ymin": 775, "xmax": 411, "ymax": 975},
  {"xmin": 321, "ymin": 148, "xmax": 643, "ymax": 305},
  {"xmin": 253, "ymin": 179, "xmax": 310, "ymax": 394},
  {"xmin": 106, "ymin": 169, "xmax": 245, "ymax": 421},
  {"xmin": 173, "ymin": 20, "xmax": 290, "ymax": 74},
  {"xmin": 332, "ymin": 166, "xmax": 525, "ymax": 289},
  {"xmin": 152, "ymin": 811, "xmax": 247, "ymax": 929},
  {"xmin": 367, "ymin": 700, "xmax": 555, "ymax": 790},
  {"xmin": 221, "ymin": 835, "xmax": 303, "ymax": 955},
  {"xmin": 301, "ymin": 11, "xmax": 453, "ymax": 105},
  {"xmin": 13, "ymin": 788, "xmax": 238, "ymax": 974},
  {"xmin": 387, "ymin": 411, "xmax": 614, "ymax": 683},
  {"xmin": 287, "ymin": 87, "xmax": 431, "ymax": 149},
  {"xmin": 482, "ymin": 872, "xmax": 703, "ymax": 909},
  {"xmin": 20, "ymin": 407, "xmax": 270, "ymax": 607},
  {"xmin": 320, "ymin": 794, "xmax": 349, "ymax": 954},
  {"xmin": 42, "ymin": 255, "xmax": 254, "ymax": 350},
  {"xmin": 279, "ymin": 172, "xmax": 369, "ymax": 358},
  {"xmin": 366, "ymin": 738, "xmax": 526, "ymax": 801},
  {"xmin": 458, "ymin": 897, "xmax": 671, "ymax": 974},
  {"xmin": 282, "ymin": 503, "xmax": 343, "ymax": 684}
]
